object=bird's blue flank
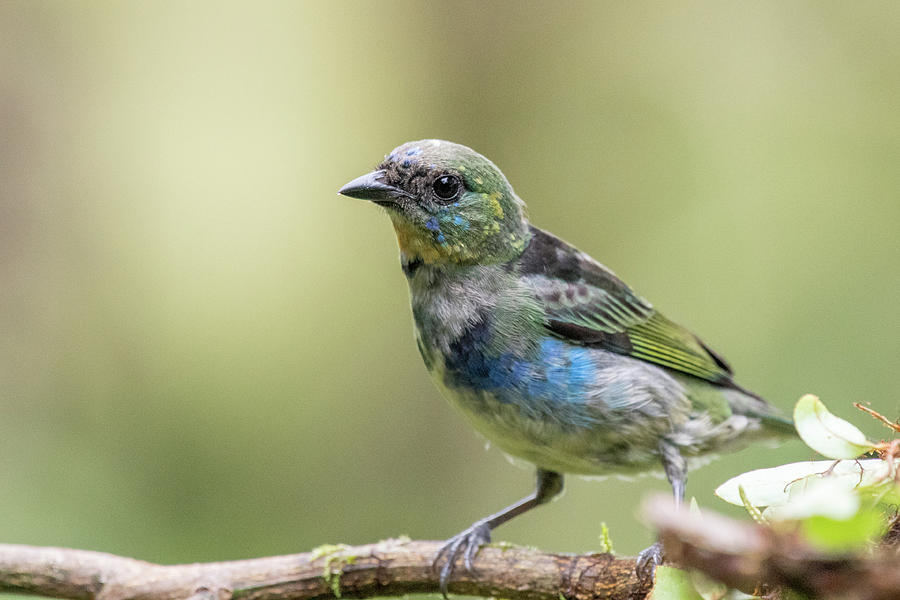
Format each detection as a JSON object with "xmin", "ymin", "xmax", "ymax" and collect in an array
[
  {"xmin": 486, "ymin": 353, "xmax": 521, "ymax": 388},
  {"xmin": 443, "ymin": 321, "xmax": 598, "ymax": 427},
  {"xmin": 567, "ymin": 345, "xmax": 596, "ymax": 388}
]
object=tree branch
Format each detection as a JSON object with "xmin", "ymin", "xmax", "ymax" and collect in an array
[
  {"xmin": 0, "ymin": 540, "xmax": 649, "ymax": 600},
  {"xmin": 16, "ymin": 500, "xmax": 899, "ymax": 600}
]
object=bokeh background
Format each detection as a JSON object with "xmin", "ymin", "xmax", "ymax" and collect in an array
[{"xmin": 2, "ymin": 0, "xmax": 899, "ymax": 584}]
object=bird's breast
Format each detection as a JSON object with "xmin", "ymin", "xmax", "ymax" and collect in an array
[{"xmin": 419, "ymin": 315, "xmax": 601, "ymax": 428}]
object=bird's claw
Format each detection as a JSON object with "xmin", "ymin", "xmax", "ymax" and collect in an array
[
  {"xmin": 635, "ymin": 541, "xmax": 665, "ymax": 583},
  {"xmin": 433, "ymin": 521, "xmax": 491, "ymax": 598}
]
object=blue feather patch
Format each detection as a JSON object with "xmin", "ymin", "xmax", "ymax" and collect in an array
[{"xmin": 442, "ymin": 320, "xmax": 599, "ymax": 428}]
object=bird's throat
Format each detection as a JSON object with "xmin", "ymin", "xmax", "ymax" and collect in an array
[
  {"xmin": 390, "ymin": 216, "xmax": 452, "ymax": 264},
  {"xmin": 388, "ymin": 213, "xmax": 531, "ymax": 267}
]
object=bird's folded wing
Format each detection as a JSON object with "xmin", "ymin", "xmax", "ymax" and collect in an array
[{"xmin": 519, "ymin": 226, "xmax": 733, "ymax": 386}]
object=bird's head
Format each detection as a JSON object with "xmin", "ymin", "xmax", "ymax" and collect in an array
[{"xmin": 339, "ymin": 140, "xmax": 530, "ymax": 266}]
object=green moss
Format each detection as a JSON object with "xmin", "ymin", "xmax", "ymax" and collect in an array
[
  {"xmin": 598, "ymin": 522, "xmax": 615, "ymax": 554},
  {"xmin": 380, "ymin": 534, "xmax": 411, "ymax": 544},
  {"xmin": 310, "ymin": 543, "xmax": 349, "ymax": 561},
  {"xmin": 487, "ymin": 540, "xmax": 517, "ymax": 551},
  {"xmin": 309, "ymin": 543, "xmax": 359, "ymax": 598}
]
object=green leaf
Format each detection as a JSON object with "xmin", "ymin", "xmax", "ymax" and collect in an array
[
  {"xmin": 793, "ymin": 394, "xmax": 875, "ymax": 458},
  {"xmin": 870, "ymin": 479, "xmax": 900, "ymax": 506},
  {"xmin": 801, "ymin": 507, "xmax": 888, "ymax": 553},
  {"xmin": 765, "ymin": 475, "xmax": 860, "ymax": 520},
  {"xmin": 690, "ymin": 570, "xmax": 728, "ymax": 600},
  {"xmin": 716, "ymin": 458, "xmax": 888, "ymax": 507},
  {"xmin": 648, "ymin": 566, "xmax": 704, "ymax": 600}
]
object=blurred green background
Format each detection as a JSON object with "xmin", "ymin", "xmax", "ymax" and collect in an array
[{"xmin": 2, "ymin": 0, "xmax": 899, "ymax": 575}]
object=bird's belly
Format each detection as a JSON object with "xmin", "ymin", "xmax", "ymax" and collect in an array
[
  {"xmin": 437, "ymin": 379, "xmax": 661, "ymax": 475},
  {"xmin": 423, "ymin": 334, "xmax": 678, "ymax": 475}
]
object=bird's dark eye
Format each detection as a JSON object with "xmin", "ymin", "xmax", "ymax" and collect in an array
[{"xmin": 432, "ymin": 175, "xmax": 461, "ymax": 202}]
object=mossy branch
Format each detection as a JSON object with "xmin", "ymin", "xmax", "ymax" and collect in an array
[
  {"xmin": 8, "ymin": 502, "xmax": 900, "ymax": 600},
  {"xmin": 0, "ymin": 540, "xmax": 648, "ymax": 600}
]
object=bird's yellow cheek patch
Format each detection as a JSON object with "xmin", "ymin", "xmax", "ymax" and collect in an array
[
  {"xmin": 487, "ymin": 192, "xmax": 504, "ymax": 219},
  {"xmin": 390, "ymin": 216, "xmax": 483, "ymax": 265},
  {"xmin": 392, "ymin": 220, "xmax": 445, "ymax": 263}
]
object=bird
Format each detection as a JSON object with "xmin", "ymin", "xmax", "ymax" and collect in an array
[{"xmin": 338, "ymin": 139, "xmax": 794, "ymax": 595}]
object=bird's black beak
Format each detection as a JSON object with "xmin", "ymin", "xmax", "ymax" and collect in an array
[{"xmin": 338, "ymin": 170, "xmax": 404, "ymax": 204}]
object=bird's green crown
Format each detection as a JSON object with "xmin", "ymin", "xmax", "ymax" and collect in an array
[{"xmin": 349, "ymin": 140, "xmax": 530, "ymax": 266}]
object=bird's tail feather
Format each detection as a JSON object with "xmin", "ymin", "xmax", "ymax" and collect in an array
[{"xmin": 757, "ymin": 412, "xmax": 796, "ymax": 437}]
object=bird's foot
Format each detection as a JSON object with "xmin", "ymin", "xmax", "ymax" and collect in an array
[
  {"xmin": 635, "ymin": 541, "xmax": 665, "ymax": 583},
  {"xmin": 433, "ymin": 520, "xmax": 492, "ymax": 598}
]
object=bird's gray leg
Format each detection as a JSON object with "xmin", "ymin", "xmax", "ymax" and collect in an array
[
  {"xmin": 636, "ymin": 440, "xmax": 687, "ymax": 580},
  {"xmin": 660, "ymin": 440, "xmax": 687, "ymax": 507},
  {"xmin": 434, "ymin": 469, "xmax": 562, "ymax": 598}
]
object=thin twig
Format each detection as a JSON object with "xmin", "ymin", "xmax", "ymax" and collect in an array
[{"xmin": 854, "ymin": 402, "xmax": 900, "ymax": 433}]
